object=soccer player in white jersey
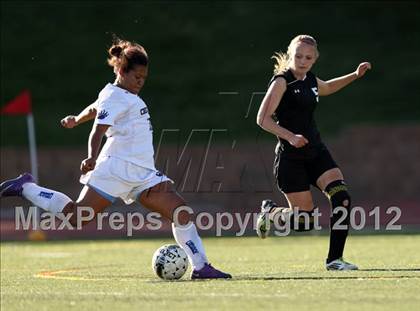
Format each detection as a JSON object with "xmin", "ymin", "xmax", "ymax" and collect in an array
[{"xmin": 0, "ymin": 38, "xmax": 231, "ymax": 279}]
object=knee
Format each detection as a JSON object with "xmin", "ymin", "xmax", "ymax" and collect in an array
[
  {"xmin": 62, "ymin": 201, "xmax": 76, "ymax": 215},
  {"xmin": 61, "ymin": 202, "xmax": 78, "ymax": 227},
  {"xmin": 325, "ymin": 180, "xmax": 351, "ymax": 227},
  {"xmin": 325, "ymin": 180, "xmax": 351, "ymax": 209},
  {"xmin": 172, "ymin": 205, "xmax": 194, "ymax": 226},
  {"xmin": 177, "ymin": 212, "xmax": 192, "ymax": 226},
  {"xmin": 61, "ymin": 203, "xmax": 95, "ymax": 227}
]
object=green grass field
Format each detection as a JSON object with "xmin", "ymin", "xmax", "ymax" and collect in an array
[{"xmin": 1, "ymin": 235, "xmax": 420, "ymax": 311}]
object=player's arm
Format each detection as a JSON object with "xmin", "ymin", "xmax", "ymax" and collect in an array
[
  {"xmin": 317, "ymin": 62, "xmax": 371, "ymax": 96},
  {"xmin": 61, "ymin": 102, "xmax": 98, "ymax": 129},
  {"xmin": 257, "ymin": 78, "xmax": 308, "ymax": 148},
  {"xmin": 80, "ymin": 123, "xmax": 109, "ymax": 174}
]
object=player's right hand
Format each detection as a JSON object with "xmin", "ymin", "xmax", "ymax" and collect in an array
[
  {"xmin": 80, "ymin": 157, "xmax": 96, "ymax": 174},
  {"xmin": 61, "ymin": 115, "xmax": 78, "ymax": 128},
  {"xmin": 288, "ymin": 134, "xmax": 308, "ymax": 148},
  {"xmin": 355, "ymin": 62, "xmax": 371, "ymax": 78}
]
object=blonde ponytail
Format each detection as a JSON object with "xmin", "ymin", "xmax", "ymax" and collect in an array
[{"xmin": 272, "ymin": 52, "xmax": 289, "ymax": 75}]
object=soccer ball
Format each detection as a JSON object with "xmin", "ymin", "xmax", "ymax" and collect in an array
[{"xmin": 152, "ymin": 244, "xmax": 189, "ymax": 280}]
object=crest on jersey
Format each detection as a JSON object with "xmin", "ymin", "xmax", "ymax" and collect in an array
[{"xmin": 97, "ymin": 110, "xmax": 109, "ymax": 120}]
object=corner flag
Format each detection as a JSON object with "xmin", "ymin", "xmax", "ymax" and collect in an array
[
  {"xmin": 1, "ymin": 90, "xmax": 45, "ymax": 240},
  {"xmin": 1, "ymin": 90, "xmax": 32, "ymax": 115}
]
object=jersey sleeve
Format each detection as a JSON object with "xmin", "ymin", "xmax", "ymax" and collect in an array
[
  {"xmin": 91, "ymin": 98, "xmax": 99, "ymax": 108},
  {"xmin": 268, "ymin": 74, "xmax": 287, "ymax": 88},
  {"xmin": 94, "ymin": 96, "xmax": 126, "ymax": 126}
]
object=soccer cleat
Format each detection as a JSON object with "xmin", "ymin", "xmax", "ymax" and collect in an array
[
  {"xmin": 326, "ymin": 258, "xmax": 358, "ymax": 271},
  {"xmin": 256, "ymin": 199, "xmax": 278, "ymax": 239},
  {"xmin": 0, "ymin": 173, "xmax": 35, "ymax": 197},
  {"xmin": 191, "ymin": 263, "xmax": 232, "ymax": 279}
]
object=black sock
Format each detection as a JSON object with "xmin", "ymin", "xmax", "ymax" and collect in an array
[
  {"xmin": 327, "ymin": 209, "xmax": 349, "ymax": 263},
  {"xmin": 325, "ymin": 180, "xmax": 351, "ymax": 263}
]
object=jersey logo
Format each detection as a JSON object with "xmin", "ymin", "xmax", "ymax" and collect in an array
[
  {"xmin": 294, "ymin": 89, "xmax": 300, "ymax": 94},
  {"xmin": 97, "ymin": 110, "xmax": 109, "ymax": 120},
  {"xmin": 140, "ymin": 107, "xmax": 149, "ymax": 115},
  {"xmin": 311, "ymin": 87, "xmax": 319, "ymax": 102}
]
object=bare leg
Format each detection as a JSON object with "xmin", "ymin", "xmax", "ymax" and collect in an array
[
  {"xmin": 283, "ymin": 190, "xmax": 315, "ymax": 211},
  {"xmin": 316, "ymin": 168, "xmax": 344, "ymax": 191},
  {"xmin": 138, "ymin": 181, "xmax": 189, "ymax": 224},
  {"xmin": 62, "ymin": 185, "xmax": 112, "ymax": 227}
]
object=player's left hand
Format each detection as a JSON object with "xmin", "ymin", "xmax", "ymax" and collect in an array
[{"xmin": 355, "ymin": 62, "xmax": 371, "ymax": 78}]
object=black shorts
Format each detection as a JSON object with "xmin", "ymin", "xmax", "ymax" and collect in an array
[{"xmin": 274, "ymin": 143, "xmax": 338, "ymax": 193}]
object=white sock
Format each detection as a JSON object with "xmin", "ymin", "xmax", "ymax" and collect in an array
[
  {"xmin": 172, "ymin": 222, "xmax": 208, "ymax": 270},
  {"xmin": 22, "ymin": 183, "xmax": 72, "ymax": 215}
]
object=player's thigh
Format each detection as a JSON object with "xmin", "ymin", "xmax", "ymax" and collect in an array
[
  {"xmin": 76, "ymin": 185, "xmax": 112, "ymax": 212},
  {"xmin": 62, "ymin": 185, "xmax": 112, "ymax": 225},
  {"xmin": 283, "ymin": 190, "xmax": 314, "ymax": 211},
  {"xmin": 276, "ymin": 156, "xmax": 310, "ymax": 194},
  {"xmin": 139, "ymin": 181, "xmax": 186, "ymax": 221},
  {"xmin": 316, "ymin": 168, "xmax": 344, "ymax": 191}
]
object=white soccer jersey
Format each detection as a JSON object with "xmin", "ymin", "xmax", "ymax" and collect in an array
[{"xmin": 93, "ymin": 83, "xmax": 156, "ymax": 170}]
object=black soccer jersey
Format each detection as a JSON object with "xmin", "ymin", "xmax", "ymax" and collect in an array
[{"xmin": 269, "ymin": 69, "xmax": 322, "ymax": 155}]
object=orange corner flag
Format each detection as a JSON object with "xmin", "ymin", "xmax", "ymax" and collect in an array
[{"xmin": 1, "ymin": 90, "xmax": 32, "ymax": 115}]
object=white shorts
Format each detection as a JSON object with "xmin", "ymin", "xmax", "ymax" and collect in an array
[{"xmin": 80, "ymin": 156, "xmax": 172, "ymax": 204}]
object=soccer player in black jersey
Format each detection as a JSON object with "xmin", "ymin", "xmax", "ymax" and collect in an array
[{"xmin": 255, "ymin": 35, "xmax": 371, "ymax": 270}]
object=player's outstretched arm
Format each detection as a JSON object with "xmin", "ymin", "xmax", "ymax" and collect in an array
[
  {"xmin": 257, "ymin": 78, "xmax": 308, "ymax": 148},
  {"xmin": 61, "ymin": 102, "xmax": 97, "ymax": 129},
  {"xmin": 317, "ymin": 62, "xmax": 372, "ymax": 96}
]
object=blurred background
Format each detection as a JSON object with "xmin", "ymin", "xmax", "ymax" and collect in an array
[{"xmin": 1, "ymin": 1, "xmax": 419, "ymax": 240}]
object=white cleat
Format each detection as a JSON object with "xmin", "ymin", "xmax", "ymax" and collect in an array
[
  {"xmin": 326, "ymin": 258, "xmax": 358, "ymax": 271},
  {"xmin": 256, "ymin": 200, "xmax": 278, "ymax": 239}
]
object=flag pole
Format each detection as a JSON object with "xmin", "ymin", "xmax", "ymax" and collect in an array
[
  {"xmin": 27, "ymin": 112, "xmax": 47, "ymax": 241},
  {"xmin": 26, "ymin": 113, "xmax": 38, "ymax": 183},
  {"xmin": 26, "ymin": 113, "xmax": 45, "ymax": 240}
]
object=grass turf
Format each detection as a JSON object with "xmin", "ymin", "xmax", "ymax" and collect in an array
[{"xmin": 1, "ymin": 235, "xmax": 420, "ymax": 310}]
